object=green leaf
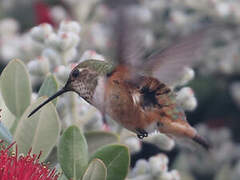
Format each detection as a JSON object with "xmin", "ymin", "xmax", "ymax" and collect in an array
[
  {"xmin": 82, "ymin": 159, "xmax": 107, "ymax": 180},
  {"xmin": 58, "ymin": 174, "xmax": 69, "ymax": 180},
  {"xmin": 0, "ymin": 92, "xmax": 16, "ymax": 129},
  {"xmin": 0, "ymin": 122, "xmax": 13, "ymax": 144},
  {"xmin": 13, "ymin": 97, "xmax": 60, "ymax": 160},
  {"xmin": 38, "ymin": 74, "xmax": 59, "ymax": 105},
  {"xmin": 90, "ymin": 144, "xmax": 130, "ymax": 180},
  {"xmin": 58, "ymin": 125, "xmax": 88, "ymax": 180},
  {"xmin": 85, "ymin": 131, "xmax": 119, "ymax": 156},
  {"xmin": 0, "ymin": 59, "xmax": 31, "ymax": 117}
]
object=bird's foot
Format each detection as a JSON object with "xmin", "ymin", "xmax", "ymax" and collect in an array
[{"xmin": 136, "ymin": 128, "xmax": 148, "ymax": 139}]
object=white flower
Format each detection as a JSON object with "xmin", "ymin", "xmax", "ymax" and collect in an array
[
  {"xmin": 178, "ymin": 67, "xmax": 195, "ymax": 86},
  {"xmin": 63, "ymin": 48, "xmax": 78, "ymax": 62},
  {"xmin": 30, "ymin": 23, "xmax": 53, "ymax": 42},
  {"xmin": 0, "ymin": 18, "xmax": 19, "ymax": 36},
  {"xmin": 123, "ymin": 137, "xmax": 141, "ymax": 154},
  {"xmin": 31, "ymin": 93, "xmax": 38, "ymax": 101},
  {"xmin": 0, "ymin": 43, "xmax": 20, "ymax": 62},
  {"xmin": 54, "ymin": 65, "xmax": 71, "ymax": 82},
  {"xmin": 131, "ymin": 159, "xmax": 150, "ymax": 176},
  {"xmin": 149, "ymin": 154, "xmax": 169, "ymax": 175},
  {"xmin": 59, "ymin": 20, "xmax": 81, "ymax": 34},
  {"xmin": 58, "ymin": 31, "xmax": 80, "ymax": 50},
  {"xmin": 160, "ymin": 170, "xmax": 180, "ymax": 180},
  {"xmin": 177, "ymin": 87, "xmax": 197, "ymax": 111},
  {"xmin": 45, "ymin": 33, "xmax": 60, "ymax": 49},
  {"xmin": 216, "ymin": 2, "xmax": 231, "ymax": 17},
  {"xmin": 51, "ymin": 6, "xmax": 68, "ymax": 24},
  {"xmin": 42, "ymin": 48, "xmax": 61, "ymax": 69},
  {"xmin": 28, "ymin": 56, "xmax": 50, "ymax": 76},
  {"xmin": 46, "ymin": 32, "xmax": 80, "ymax": 51},
  {"xmin": 144, "ymin": 134, "xmax": 175, "ymax": 151}
]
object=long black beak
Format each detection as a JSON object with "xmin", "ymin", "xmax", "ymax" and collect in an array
[{"xmin": 28, "ymin": 87, "xmax": 70, "ymax": 118}]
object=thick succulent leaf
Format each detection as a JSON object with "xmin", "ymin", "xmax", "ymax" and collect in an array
[
  {"xmin": 44, "ymin": 146, "xmax": 58, "ymax": 168},
  {"xmin": 38, "ymin": 73, "xmax": 59, "ymax": 105},
  {"xmin": 58, "ymin": 125, "xmax": 88, "ymax": 180},
  {"xmin": 13, "ymin": 97, "xmax": 60, "ymax": 160},
  {"xmin": 90, "ymin": 144, "xmax": 130, "ymax": 180},
  {"xmin": 0, "ymin": 92, "xmax": 15, "ymax": 129},
  {"xmin": 85, "ymin": 131, "xmax": 119, "ymax": 156},
  {"xmin": 82, "ymin": 159, "xmax": 107, "ymax": 180},
  {"xmin": 58, "ymin": 174, "xmax": 68, "ymax": 180},
  {"xmin": 0, "ymin": 59, "xmax": 31, "ymax": 117},
  {"xmin": 0, "ymin": 122, "xmax": 13, "ymax": 144}
]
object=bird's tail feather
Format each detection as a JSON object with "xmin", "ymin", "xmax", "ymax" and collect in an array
[{"xmin": 192, "ymin": 134, "xmax": 210, "ymax": 151}]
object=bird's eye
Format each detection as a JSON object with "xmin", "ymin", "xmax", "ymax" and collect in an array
[{"xmin": 72, "ymin": 69, "xmax": 80, "ymax": 78}]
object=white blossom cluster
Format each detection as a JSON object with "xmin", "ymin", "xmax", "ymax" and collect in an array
[
  {"xmin": 127, "ymin": 154, "xmax": 180, "ymax": 180},
  {"xmin": 0, "ymin": 18, "xmax": 21, "ymax": 62},
  {"xmin": 28, "ymin": 21, "xmax": 80, "ymax": 81}
]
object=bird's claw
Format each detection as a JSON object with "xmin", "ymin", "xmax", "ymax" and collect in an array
[{"xmin": 136, "ymin": 129, "xmax": 148, "ymax": 139}]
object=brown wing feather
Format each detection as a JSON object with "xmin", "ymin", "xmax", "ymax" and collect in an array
[
  {"xmin": 144, "ymin": 27, "xmax": 213, "ymax": 86},
  {"xmin": 133, "ymin": 76, "xmax": 187, "ymax": 124}
]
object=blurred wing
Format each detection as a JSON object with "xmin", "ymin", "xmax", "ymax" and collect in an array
[
  {"xmin": 144, "ymin": 27, "xmax": 211, "ymax": 86},
  {"xmin": 112, "ymin": 7, "xmax": 144, "ymax": 73}
]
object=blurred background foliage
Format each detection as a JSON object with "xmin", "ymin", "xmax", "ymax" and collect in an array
[{"xmin": 0, "ymin": 0, "xmax": 240, "ymax": 180}]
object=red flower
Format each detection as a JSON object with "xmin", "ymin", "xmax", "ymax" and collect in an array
[
  {"xmin": 34, "ymin": 1, "xmax": 55, "ymax": 26},
  {"xmin": 0, "ymin": 141, "xmax": 59, "ymax": 180}
]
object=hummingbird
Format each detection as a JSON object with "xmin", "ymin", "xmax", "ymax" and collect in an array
[{"xmin": 29, "ymin": 7, "xmax": 211, "ymax": 150}]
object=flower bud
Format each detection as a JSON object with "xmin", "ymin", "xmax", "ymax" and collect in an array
[
  {"xmin": 51, "ymin": 6, "xmax": 68, "ymax": 24},
  {"xmin": 46, "ymin": 32, "xmax": 80, "ymax": 51},
  {"xmin": 216, "ymin": 2, "xmax": 231, "ymax": 17},
  {"xmin": 1, "ymin": 44, "xmax": 20, "ymax": 62},
  {"xmin": 178, "ymin": 67, "xmax": 195, "ymax": 86},
  {"xmin": 64, "ymin": 48, "xmax": 77, "ymax": 62},
  {"xmin": 59, "ymin": 20, "xmax": 81, "ymax": 34},
  {"xmin": 30, "ymin": 23, "xmax": 53, "ymax": 42},
  {"xmin": 160, "ymin": 170, "xmax": 180, "ymax": 180},
  {"xmin": 45, "ymin": 33, "xmax": 60, "ymax": 49},
  {"xmin": 0, "ymin": 18, "xmax": 19, "ymax": 36},
  {"xmin": 58, "ymin": 31, "xmax": 80, "ymax": 51},
  {"xmin": 170, "ymin": 170, "xmax": 181, "ymax": 180},
  {"xmin": 42, "ymin": 48, "xmax": 61, "ymax": 69},
  {"xmin": 176, "ymin": 87, "xmax": 197, "ymax": 111},
  {"xmin": 54, "ymin": 65, "xmax": 71, "ymax": 82},
  {"xmin": 28, "ymin": 56, "xmax": 50, "ymax": 76},
  {"xmin": 144, "ymin": 134, "xmax": 175, "ymax": 151},
  {"xmin": 132, "ymin": 159, "xmax": 150, "ymax": 176},
  {"xmin": 127, "ymin": 174, "xmax": 152, "ymax": 180},
  {"xmin": 149, "ymin": 154, "xmax": 168, "ymax": 175},
  {"xmin": 123, "ymin": 137, "xmax": 141, "ymax": 154},
  {"xmin": 31, "ymin": 93, "xmax": 38, "ymax": 101}
]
